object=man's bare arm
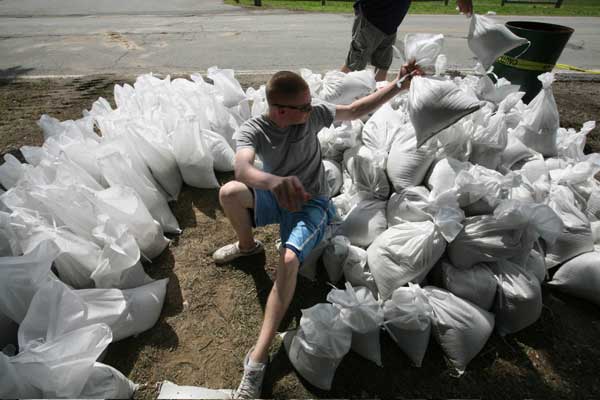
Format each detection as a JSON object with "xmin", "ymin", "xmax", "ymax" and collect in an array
[
  {"xmin": 335, "ymin": 60, "xmax": 422, "ymax": 122},
  {"xmin": 234, "ymin": 147, "xmax": 310, "ymax": 212}
]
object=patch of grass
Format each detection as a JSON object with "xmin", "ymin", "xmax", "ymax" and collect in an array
[{"xmin": 224, "ymin": 0, "xmax": 600, "ymax": 16}]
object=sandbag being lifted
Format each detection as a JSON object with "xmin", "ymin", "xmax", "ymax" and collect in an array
[{"xmin": 467, "ymin": 14, "xmax": 529, "ymax": 69}]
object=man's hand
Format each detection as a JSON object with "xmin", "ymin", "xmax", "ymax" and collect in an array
[
  {"xmin": 457, "ymin": 0, "xmax": 473, "ymax": 16},
  {"xmin": 269, "ymin": 176, "xmax": 311, "ymax": 212},
  {"xmin": 397, "ymin": 59, "xmax": 424, "ymax": 91}
]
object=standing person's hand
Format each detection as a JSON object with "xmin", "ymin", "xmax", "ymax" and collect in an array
[
  {"xmin": 396, "ymin": 59, "xmax": 424, "ymax": 91},
  {"xmin": 269, "ymin": 176, "xmax": 311, "ymax": 212},
  {"xmin": 457, "ymin": 0, "xmax": 473, "ymax": 16}
]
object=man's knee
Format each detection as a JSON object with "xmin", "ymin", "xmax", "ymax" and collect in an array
[
  {"xmin": 282, "ymin": 248, "xmax": 300, "ymax": 272},
  {"xmin": 219, "ymin": 181, "xmax": 251, "ymax": 208}
]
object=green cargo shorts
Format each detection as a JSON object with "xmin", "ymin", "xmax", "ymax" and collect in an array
[{"xmin": 345, "ymin": 14, "xmax": 397, "ymax": 71}]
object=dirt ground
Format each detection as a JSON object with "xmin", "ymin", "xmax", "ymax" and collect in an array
[{"xmin": 1, "ymin": 75, "xmax": 600, "ymax": 399}]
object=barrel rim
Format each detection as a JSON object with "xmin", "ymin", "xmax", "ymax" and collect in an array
[{"xmin": 506, "ymin": 20, "xmax": 574, "ymax": 34}]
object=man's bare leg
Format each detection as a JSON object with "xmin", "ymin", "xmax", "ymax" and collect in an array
[
  {"xmin": 250, "ymin": 248, "xmax": 300, "ymax": 363},
  {"xmin": 218, "ymin": 181, "xmax": 256, "ymax": 251}
]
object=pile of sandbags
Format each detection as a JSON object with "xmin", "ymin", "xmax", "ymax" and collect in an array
[
  {"xmin": 0, "ymin": 67, "xmax": 260, "ymax": 398},
  {"xmin": 1, "ymin": 14, "xmax": 599, "ymax": 393},
  {"xmin": 285, "ymin": 18, "xmax": 598, "ymax": 381}
]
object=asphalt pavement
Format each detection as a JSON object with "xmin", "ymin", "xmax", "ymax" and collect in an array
[{"xmin": 1, "ymin": 0, "xmax": 598, "ymax": 77}]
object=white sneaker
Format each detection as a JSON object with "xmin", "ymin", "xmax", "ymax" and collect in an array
[
  {"xmin": 233, "ymin": 349, "xmax": 267, "ymax": 399},
  {"xmin": 212, "ymin": 240, "xmax": 264, "ymax": 264}
]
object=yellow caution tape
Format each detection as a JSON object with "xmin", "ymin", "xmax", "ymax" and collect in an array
[
  {"xmin": 496, "ymin": 55, "xmax": 600, "ymax": 74},
  {"xmin": 496, "ymin": 55, "xmax": 554, "ymax": 72},
  {"xmin": 555, "ymin": 63, "xmax": 600, "ymax": 74}
]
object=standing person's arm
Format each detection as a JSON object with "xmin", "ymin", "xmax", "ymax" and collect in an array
[{"xmin": 334, "ymin": 60, "xmax": 422, "ymax": 122}]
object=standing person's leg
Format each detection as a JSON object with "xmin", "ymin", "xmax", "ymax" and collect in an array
[
  {"xmin": 341, "ymin": 14, "xmax": 372, "ymax": 73},
  {"xmin": 213, "ymin": 181, "xmax": 263, "ymax": 263},
  {"xmin": 371, "ymin": 32, "xmax": 397, "ymax": 82}
]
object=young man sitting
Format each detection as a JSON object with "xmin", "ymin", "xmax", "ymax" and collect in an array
[{"xmin": 213, "ymin": 60, "xmax": 422, "ymax": 399}]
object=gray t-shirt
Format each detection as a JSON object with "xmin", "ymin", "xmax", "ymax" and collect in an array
[{"xmin": 235, "ymin": 103, "xmax": 336, "ymax": 198}]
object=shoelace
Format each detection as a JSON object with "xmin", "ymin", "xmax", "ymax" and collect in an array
[{"xmin": 235, "ymin": 368, "xmax": 261, "ymax": 399}]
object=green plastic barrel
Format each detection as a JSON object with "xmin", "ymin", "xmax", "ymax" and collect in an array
[{"xmin": 492, "ymin": 21, "xmax": 574, "ymax": 103}]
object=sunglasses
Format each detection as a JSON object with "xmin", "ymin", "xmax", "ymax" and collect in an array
[{"xmin": 273, "ymin": 103, "xmax": 313, "ymax": 113}]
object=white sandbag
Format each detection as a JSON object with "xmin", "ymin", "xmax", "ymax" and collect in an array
[
  {"xmin": 343, "ymin": 146, "xmax": 389, "ymax": 200},
  {"xmin": 387, "ymin": 187, "xmax": 432, "ymax": 226},
  {"xmin": 467, "ymin": 14, "xmax": 529, "ymax": 69},
  {"xmin": 427, "ymin": 157, "xmax": 472, "ymax": 200},
  {"xmin": 318, "ymin": 120, "xmax": 362, "ymax": 162},
  {"xmin": 37, "ymin": 114, "xmax": 99, "ymax": 143},
  {"xmin": 93, "ymin": 185, "xmax": 169, "ymax": 260},
  {"xmin": 322, "ymin": 235, "xmax": 350, "ymax": 283},
  {"xmin": 335, "ymin": 198, "xmax": 387, "ymax": 248},
  {"xmin": 448, "ymin": 201, "xmax": 563, "ymax": 270},
  {"xmin": 203, "ymin": 128, "xmax": 235, "ymax": 172},
  {"xmin": 98, "ymin": 151, "xmax": 181, "ymax": 233},
  {"xmin": 367, "ymin": 221, "xmax": 446, "ymax": 299},
  {"xmin": 361, "ymin": 103, "xmax": 411, "ymax": 154},
  {"xmin": 475, "ymin": 75, "xmax": 520, "ymax": 105},
  {"xmin": 284, "ymin": 304, "xmax": 353, "ymax": 390},
  {"xmin": 80, "ymin": 362, "xmax": 138, "ymax": 399},
  {"xmin": 432, "ymin": 121, "xmax": 473, "ymax": 162},
  {"xmin": 409, "ymin": 76, "xmax": 481, "ymax": 147},
  {"xmin": 548, "ymin": 251, "xmax": 600, "ymax": 306},
  {"xmin": 19, "ymin": 278, "xmax": 168, "ymax": 348},
  {"xmin": 500, "ymin": 129, "xmax": 539, "ymax": 171},
  {"xmin": 9, "ymin": 210, "xmax": 104, "ymax": 289},
  {"xmin": 91, "ymin": 215, "xmax": 153, "ymax": 289},
  {"xmin": 0, "ymin": 353, "xmax": 40, "ymax": 399},
  {"xmin": 386, "ymin": 186, "xmax": 465, "ymax": 242},
  {"xmin": 400, "ymin": 33, "xmax": 445, "ymax": 71},
  {"xmin": 544, "ymin": 185, "xmax": 595, "ymax": 268},
  {"xmin": 126, "ymin": 126, "xmax": 182, "ymax": 200},
  {"xmin": 469, "ymin": 110, "xmax": 509, "ymax": 170},
  {"xmin": 556, "ymin": 121, "xmax": 596, "ymax": 162},
  {"xmin": 157, "ymin": 381, "xmax": 231, "ymax": 400},
  {"xmin": 246, "ymin": 85, "xmax": 268, "ymax": 118},
  {"xmin": 455, "ymin": 167, "xmax": 524, "ymax": 214},
  {"xmin": 383, "ymin": 285, "xmax": 432, "ymax": 367},
  {"xmin": 0, "ymin": 240, "xmax": 59, "ymax": 323},
  {"xmin": 514, "ymin": 73, "xmax": 560, "ymax": 157},
  {"xmin": 323, "ymin": 159, "xmax": 343, "ymax": 197},
  {"xmin": 490, "ymin": 260, "xmax": 542, "ymax": 336},
  {"xmin": 519, "ymin": 158, "xmax": 549, "ymax": 185},
  {"xmin": 327, "ymin": 283, "xmax": 384, "ymax": 366},
  {"xmin": 0, "ymin": 211, "xmax": 20, "ymax": 256},
  {"xmin": 527, "ymin": 248, "xmax": 547, "ymax": 283},
  {"xmin": 10, "ymin": 323, "xmax": 113, "ymax": 398},
  {"xmin": 338, "ymin": 243, "xmax": 377, "ymax": 294},
  {"xmin": 0, "ymin": 154, "xmax": 30, "ymax": 189},
  {"xmin": 387, "ymin": 130, "xmax": 435, "ymax": 192},
  {"xmin": 425, "ymin": 286, "xmax": 495, "ymax": 375},
  {"xmin": 97, "ymin": 130, "xmax": 169, "ymax": 200},
  {"xmin": 300, "ymin": 68, "xmax": 323, "ymax": 97},
  {"xmin": 441, "ymin": 262, "xmax": 497, "ymax": 311},
  {"xmin": 171, "ymin": 116, "xmax": 220, "ymax": 189},
  {"xmin": 207, "ymin": 67, "xmax": 247, "ymax": 108},
  {"xmin": 319, "ymin": 70, "xmax": 376, "ymax": 105}
]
